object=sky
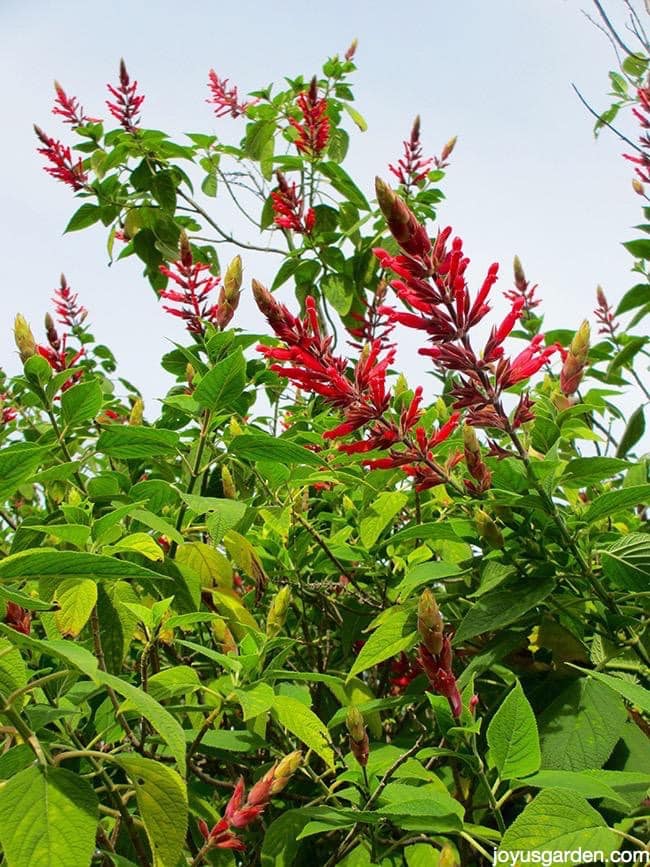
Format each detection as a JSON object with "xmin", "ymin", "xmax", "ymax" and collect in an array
[{"xmin": 0, "ymin": 0, "xmax": 646, "ymax": 413}]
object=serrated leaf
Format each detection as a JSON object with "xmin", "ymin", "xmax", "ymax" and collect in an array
[
  {"xmin": 487, "ymin": 681, "xmax": 540, "ymax": 779},
  {"xmin": 348, "ymin": 606, "xmax": 417, "ymax": 679},
  {"xmin": 0, "ymin": 444, "xmax": 49, "ymax": 503},
  {"xmin": 106, "ymin": 532, "xmax": 164, "ymax": 562},
  {"xmin": 234, "ymin": 682, "xmax": 275, "ymax": 720},
  {"xmin": 194, "ymin": 351, "xmax": 246, "ymax": 410},
  {"xmin": 97, "ymin": 426, "xmax": 180, "ymax": 459},
  {"xmin": 115, "ymin": 755, "xmax": 187, "ymax": 867},
  {"xmin": 271, "ymin": 694, "xmax": 334, "ymax": 767},
  {"xmin": 512, "ymin": 770, "xmax": 626, "ymax": 804},
  {"xmin": 29, "ymin": 524, "xmax": 91, "ymax": 549},
  {"xmin": 54, "ymin": 578, "xmax": 97, "ymax": 638},
  {"xmin": 497, "ymin": 789, "xmax": 618, "ymax": 859},
  {"xmin": 583, "ymin": 484, "xmax": 650, "ymax": 523},
  {"xmin": 395, "ymin": 561, "xmax": 464, "ymax": 601},
  {"xmin": 61, "ymin": 379, "xmax": 103, "ymax": 427},
  {"xmin": 0, "ymin": 765, "xmax": 99, "ymax": 867},
  {"xmin": 230, "ymin": 434, "xmax": 322, "ymax": 466},
  {"xmin": 598, "ymin": 533, "xmax": 650, "ymax": 590},
  {"xmin": 0, "ymin": 638, "xmax": 27, "ymax": 711},
  {"xmin": 0, "ymin": 550, "xmax": 165, "ymax": 584},
  {"xmin": 175, "ymin": 542, "xmax": 233, "ymax": 589},
  {"xmin": 569, "ymin": 666, "xmax": 650, "ymax": 714},
  {"xmin": 359, "ymin": 492, "xmax": 407, "ymax": 547},
  {"xmin": 561, "ymin": 457, "xmax": 630, "ymax": 486}
]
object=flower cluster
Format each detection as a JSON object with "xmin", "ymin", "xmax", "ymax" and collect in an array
[
  {"xmin": 253, "ymin": 280, "xmax": 461, "ymax": 490},
  {"xmin": 289, "ymin": 77, "xmax": 330, "ymax": 157},
  {"xmin": 389, "ymin": 115, "xmax": 434, "ymax": 193},
  {"xmin": 52, "ymin": 81, "xmax": 94, "ymax": 126},
  {"xmin": 34, "ymin": 125, "xmax": 88, "ymax": 191},
  {"xmin": 271, "ymin": 172, "xmax": 316, "ymax": 234},
  {"xmin": 206, "ymin": 70, "xmax": 255, "ymax": 118},
  {"xmin": 374, "ymin": 178, "xmax": 561, "ymax": 430},
  {"xmin": 197, "ymin": 753, "xmax": 301, "ymax": 853},
  {"xmin": 417, "ymin": 590, "xmax": 462, "ymax": 718},
  {"xmin": 106, "ymin": 60, "xmax": 144, "ymax": 133},
  {"xmin": 347, "ymin": 280, "xmax": 395, "ymax": 350},
  {"xmin": 594, "ymin": 285, "xmax": 619, "ymax": 338},
  {"xmin": 159, "ymin": 235, "xmax": 241, "ymax": 335},
  {"xmin": 53, "ymin": 274, "xmax": 88, "ymax": 328},
  {"xmin": 38, "ymin": 313, "xmax": 84, "ymax": 392},
  {"xmin": 624, "ymin": 84, "xmax": 650, "ymax": 186}
]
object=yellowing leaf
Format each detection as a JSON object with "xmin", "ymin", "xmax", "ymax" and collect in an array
[
  {"xmin": 54, "ymin": 578, "xmax": 98, "ymax": 638},
  {"xmin": 176, "ymin": 541, "xmax": 232, "ymax": 589},
  {"xmin": 106, "ymin": 532, "xmax": 164, "ymax": 562},
  {"xmin": 272, "ymin": 695, "xmax": 334, "ymax": 767}
]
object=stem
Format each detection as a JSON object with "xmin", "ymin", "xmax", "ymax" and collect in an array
[
  {"xmin": 170, "ymin": 409, "xmax": 213, "ymax": 557},
  {"xmin": 0, "ymin": 704, "xmax": 48, "ymax": 766}
]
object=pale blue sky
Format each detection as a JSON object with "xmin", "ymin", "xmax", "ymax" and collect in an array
[{"xmin": 0, "ymin": 0, "xmax": 643, "ymax": 409}]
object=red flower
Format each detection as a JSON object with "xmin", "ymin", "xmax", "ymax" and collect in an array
[
  {"xmin": 106, "ymin": 59, "xmax": 144, "ymax": 133},
  {"xmin": 206, "ymin": 70, "xmax": 255, "ymax": 118},
  {"xmin": 3, "ymin": 602, "xmax": 31, "ymax": 636},
  {"xmin": 53, "ymin": 274, "xmax": 87, "ymax": 328},
  {"xmin": 594, "ymin": 286, "xmax": 618, "ymax": 338},
  {"xmin": 52, "ymin": 81, "xmax": 96, "ymax": 126},
  {"xmin": 158, "ymin": 234, "xmax": 222, "ymax": 335},
  {"xmin": 271, "ymin": 172, "xmax": 315, "ymax": 234},
  {"xmin": 389, "ymin": 115, "xmax": 433, "ymax": 192},
  {"xmin": 1, "ymin": 394, "xmax": 17, "ymax": 426},
  {"xmin": 34, "ymin": 125, "xmax": 88, "ymax": 191},
  {"xmin": 289, "ymin": 77, "xmax": 330, "ymax": 157},
  {"xmin": 418, "ymin": 635, "xmax": 462, "ymax": 718}
]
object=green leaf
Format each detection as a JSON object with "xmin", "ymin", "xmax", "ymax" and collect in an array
[
  {"xmin": 64, "ymin": 202, "xmax": 101, "ymax": 233},
  {"xmin": 97, "ymin": 426, "xmax": 180, "ymax": 459},
  {"xmin": 114, "ymin": 755, "xmax": 188, "ymax": 867},
  {"xmin": 497, "ymin": 789, "xmax": 618, "ymax": 860},
  {"xmin": 233, "ymin": 682, "xmax": 275, "ymax": 720},
  {"xmin": 342, "ymin": 103, "xmax": 368, "ymax": 132},
  {"xmin": 348, "ymin": 606, "xmax": 417, "ymax": 679},
  {"xmin": 569, "ymin": 666, "xmax": 650, "ymax": 714},
  {"xmin": 106, "ymin": 532, "xmax": 164, "ymax": 562},
  {"xmin": 359, "ymin": 492, "xmax": 407, "ymax": 547},
  {"xmin": 616, "ymin": 406, "xmax": 645, "ymax": 458},
  {"xmin": 54, "ymin": 578, "xmax": 98, "ymax": 638},
  {"xmin": 175, "ymin": 541, "xmax": 232, "ymax": 589},
  {"xmin": 61, "ymin": 379, "xmax": 103, "ymax": 427},
  {"xmin": 583, "ymin": 484, "xmax": 650, "ymax": 523},
  {"xmin": 0, "ymin": 765, "xmax": 99, "ymax": 867},
  {"xmin": 0, "ymin": 444, "xmax": 49, "ymax": 503},
  {"xmin": 151, "ymin": 171, "xmax": 177, "ymax": 214},
  {"xmin": 615, "ymin": 282, "xmax": 648, "ymax": 315},
  {"xmin": 261, "ymin": 809, "xmax": 311, "ymax": 867},
  {"xmin": 395, "ymin": 561, "xmax": 464, "ymax": 601},
  {"xmin": 538, "ymin": 678, "xmax": 626, "ymax": 771},
  {"xmin": 271, "ymin": 695, "xmax": 334, "ymax": 767},
  {"xmin": 318, "ymin": 162, "xmax": 370, "ymax": 210},
  {"xmin": 607, "ymin": 335, "xmax": 648, "ymax": 376},
  {"xmin": 245, "ymin": 120, "xmax": 275, "ymax": 160},
  {"xmin": 623, "ymin": 237, "xmax": 650, "ymax": 259},
  {"xmin": 561, "ymin": 457, "xmax": 630, "ymax": 487},
  {"xmin": 179, "ymin": 496, "xmax": 246, "ymax": 542},
  {"xmin": 230, "ymin": 434, "xmax": 322, "ymax": 466},
  {"xmin": 454, "ymin": 575, "xmax": 555, "ymax": 644},
  {"xmin": 146, "ymin": 666, "xmax": 200, "ymax": 703},
  {"xmin": 487, "ymin": 681, "xmax": 541, "ymax": 779},
  {"xmin": 29, "ymin": 524, "xmax": 91, "ymax": 549},
  {"xmin": 128, "ymin": 509, "xmax": 184, "ymax": 545},
  {"xmin": 193, "ymin": 351, "xmax": 247, "ymax": 410},
  {"xmin": 0, "ymin": 638, "xmax": 27, "ymax": 710},
  {"xmin": 0, "ymin": 550, "xmax": 165, "ymax": 584},
  {"xmin": 598, "ymin": 533, "xmax": 650, "ymax": 590},
  {"xmin": 512, "ymin": 770, "xmax": 626, "ymax": 805}
]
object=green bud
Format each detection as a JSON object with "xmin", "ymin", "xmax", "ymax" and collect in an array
[
  {"xmin": 475, "ymin": 509, "xmax": 504, "ymax": 549},
  {"xmin": 417, "ymin": 588, "xmax": 444, "ymax": 655},
  {"xmin": 14, "ymin": 314, "xmax": 36, "ymax": 363},
  {"xmin": 266, "ymin": 585, "xmax": 291, "ymax": 638}
]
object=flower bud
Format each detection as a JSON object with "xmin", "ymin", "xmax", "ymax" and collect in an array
[
  {"xmin": 221, "ymin": 465, "xmax": 236, "ymax": 499},
  {"xmin": 417, "ymin": 589, "xmax": 444, "ymax": 655},
  {"xmin": 211, "ymin": 617, "xmax": 237, "ymax": 655},
  {"xmin": 344, "ymin": 38, "xmax": 358, "ymax": 61},
  {"xmin": 560, "ymin": 320, "xmax": 590, "ymax": 397},
  {"xmin": 440, "ymin": 135, "xmax": 457, "ymax": 162},
  {"xmin": 129, "ymin": 397, "xmax": 144, "ymax": 426},
  {"xmin": 633, "ymin": 177, "xmax": 645, "ymax": 195},
  {"xmin": 270, "ymin": 750, "xmax": 303, "ymax": 794},
  {"xmin": 346, "ymin": 706, "xmax": 369, "ymax": 767},
  {"xmin": 179, "ymin": 230, "xmax": 192, "ymax": 268},
  {"xmin": 475, "ymin": 509, "xmax": 504, "ymax": 549},
  {"xmin": 266, "ymin": 585, "xmax": 291, "ymax": 638},
  {"xmin": 463, "ymin": 424, "xmax": 492, "ymax": 493},
  {"xmin": 44, "ymin": 313, "xmax": 59, "ymax": 350},
  {"xmin": 14, "ymin": 315, "xmax": 36, "ymax": 363},
  {"xmin": 224, "ymin": 255, "xmax": 243, "ymax": 301}
]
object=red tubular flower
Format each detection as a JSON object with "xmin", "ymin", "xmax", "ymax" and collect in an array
[
  {"xmin": 594, "ymin": 285, "xmax": 618, "ymax": 338},
  {"xmin": 624, "ymin": 85, "xmax": 650, "ymax": 184},
  {"xmin": 289, "ymin": 77, "xmax": 330, "ymax": 157},
  {"xmin": 34, "ymin": 125, "xmax": 88, "ymax": 191},
  {"xmin": 389, "ymin": 652, "xmax": 421, "ymax": 694},
  {"xmin": 52, "ymin": 81, "xmax": 95, "ymax": 126},
  {"xmin": 106, "ymin": 59, "xmax": 144, "ymax": 133},
  {"xmin": 206, "ymin": 70, "xmax": 255, "ymax": 118},
  {"xmin": 158, "ymin": 234, "xmax": 222, "ymax": 335},
  {"xmin": 271, "ymin": 172, "xmax": 315, "ymax": 234},
  {"xmin": 3, "ymin": 602, "xmax": 32, "ymax": 636},
  {"xmin": 53, "ymin": 274, "xmax": 87, "ymax": 328},
  {"xmin": 389, "ymin": 115, "xmax": 434, "ymax": 192},
  {"xmin": 418, "ymin": 635, "xmax": 462, "ymax": 718},
  {"xmin": 1, "ymin": 394, "xmax": 17, "ymax": 426}
]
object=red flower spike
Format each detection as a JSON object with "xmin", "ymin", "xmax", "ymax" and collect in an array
[
  {"xmin": 159, "ymin": 235, "xmax": 223, "ymax": 336},
  {"xmin": 594, "ymin": 285, "xmax": 619, "ymax": 338},
  {"xmin": 52, "ymin": 81, "xmax": 96, "ymax": 126},
  {"xmin": 53, "ymin": 274, "xmax": 87, "ymax": 328},
  {"xmin": 106, "ymin": 59, "xmax": 144, "ymax": 133},
  {"xmin": 271, "ymin": 172, "xmax": 315, "ymax": 234},
  {"xmin": 418, "ymin": 637, "xmax": 462, "ymax": 719},
  {"xmin": 207, "ymin": 70, "xmax": 255, "ymax": 118},
  {"xmin": 289, "ymin": 77, "xmax": 330, "ymax": 157},
  {"xmin": 34, "ymin": 125, "xmax": 88, "ymax": 191},
  {"xmin": 389, "ymin": 115, "xmax": 434, "ymax": 193}
]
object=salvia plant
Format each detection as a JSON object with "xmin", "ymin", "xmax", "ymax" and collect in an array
[{"xmin": 0, "ymin": 6, "xmax": 649, "ymax": 866}]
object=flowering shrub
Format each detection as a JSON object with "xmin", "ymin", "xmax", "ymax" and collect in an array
[{"xmin": 0, "ymin": 20, "xmax": 649, "ymax": 867}]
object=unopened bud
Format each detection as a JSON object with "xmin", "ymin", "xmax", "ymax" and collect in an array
[
  {"xmin": 14, "ymin": 314, "xmax": 36, "ymax": 363},
  {"xmin": 439, "ymin": 841, "xmax": 461, "ymax": 867},
  {"xmin": 410, "ymin": 115, "xmax": 421, "ymax": 145},
  {"xmin": 223, "ymin": 255, "xmax": 243, "ymax": 302},
  {"xmin": 596, "ymin": 285, "xmax": 608, "ymax": 308},
  {"xmin": 252, "ymin": 278, "xmax": 276, "ymax": 319},
  {"xmin": 417, "ymin": 588, "xmax": 444, "ymax": 655},
  {"xmin": 513, "ymin": 255, "xmax": 526, "ymax": 289},
  {"xmin": 179, "ymin": 230, "xmax": 192, "ymax": 268},
  {"xmin": 266, "ymin": 585, "xmax": 291, "ymax": 638},
  {"xmin": 463, "ymin": 424, "xmax": 492, "ymax": 493},
  {"xmin": 211, "ymin": 618, "xmax": 237, "ymax": 655},
  {"xmin": 440, "ymin": 135, "xmax": 457, "ymax": 162},
  {"xmin": 560, "ymin": 320, "xmax": 590, "ymax": 396},
  {"xmin": 129, "ymin": 397, "xmax": 144, "ymax": 426},
  {"xmin": 462, "ymin": 423, "xmax": 480, "ymax": 456},
  {"xmin": 633, "ymin": 177, "xmax": 645, "ymax": 196},
  {"xmin": 344, "ymin": 38, "xmax": 358, "ymax": 61},
  {"xmin": 185, "ymin": 363, "xmax": 195, "ymax": 392},
  {"xmin": 270, "ymin": 750, "xmax": 303, "ymax": 794},
  {"xmin": 346, "ymin": 706, "xmax": 369, "ymax": 767},
  {"xmin": 44, "ymin": 313, "xmax": 60, "ymax": 350},
  {"xmin": 475, "ymin": 509, "xmax": 504, "ymax": 549},
  {"xmin": 221, "ymin": 465, "xmax": 236, "ymax": 499}
]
